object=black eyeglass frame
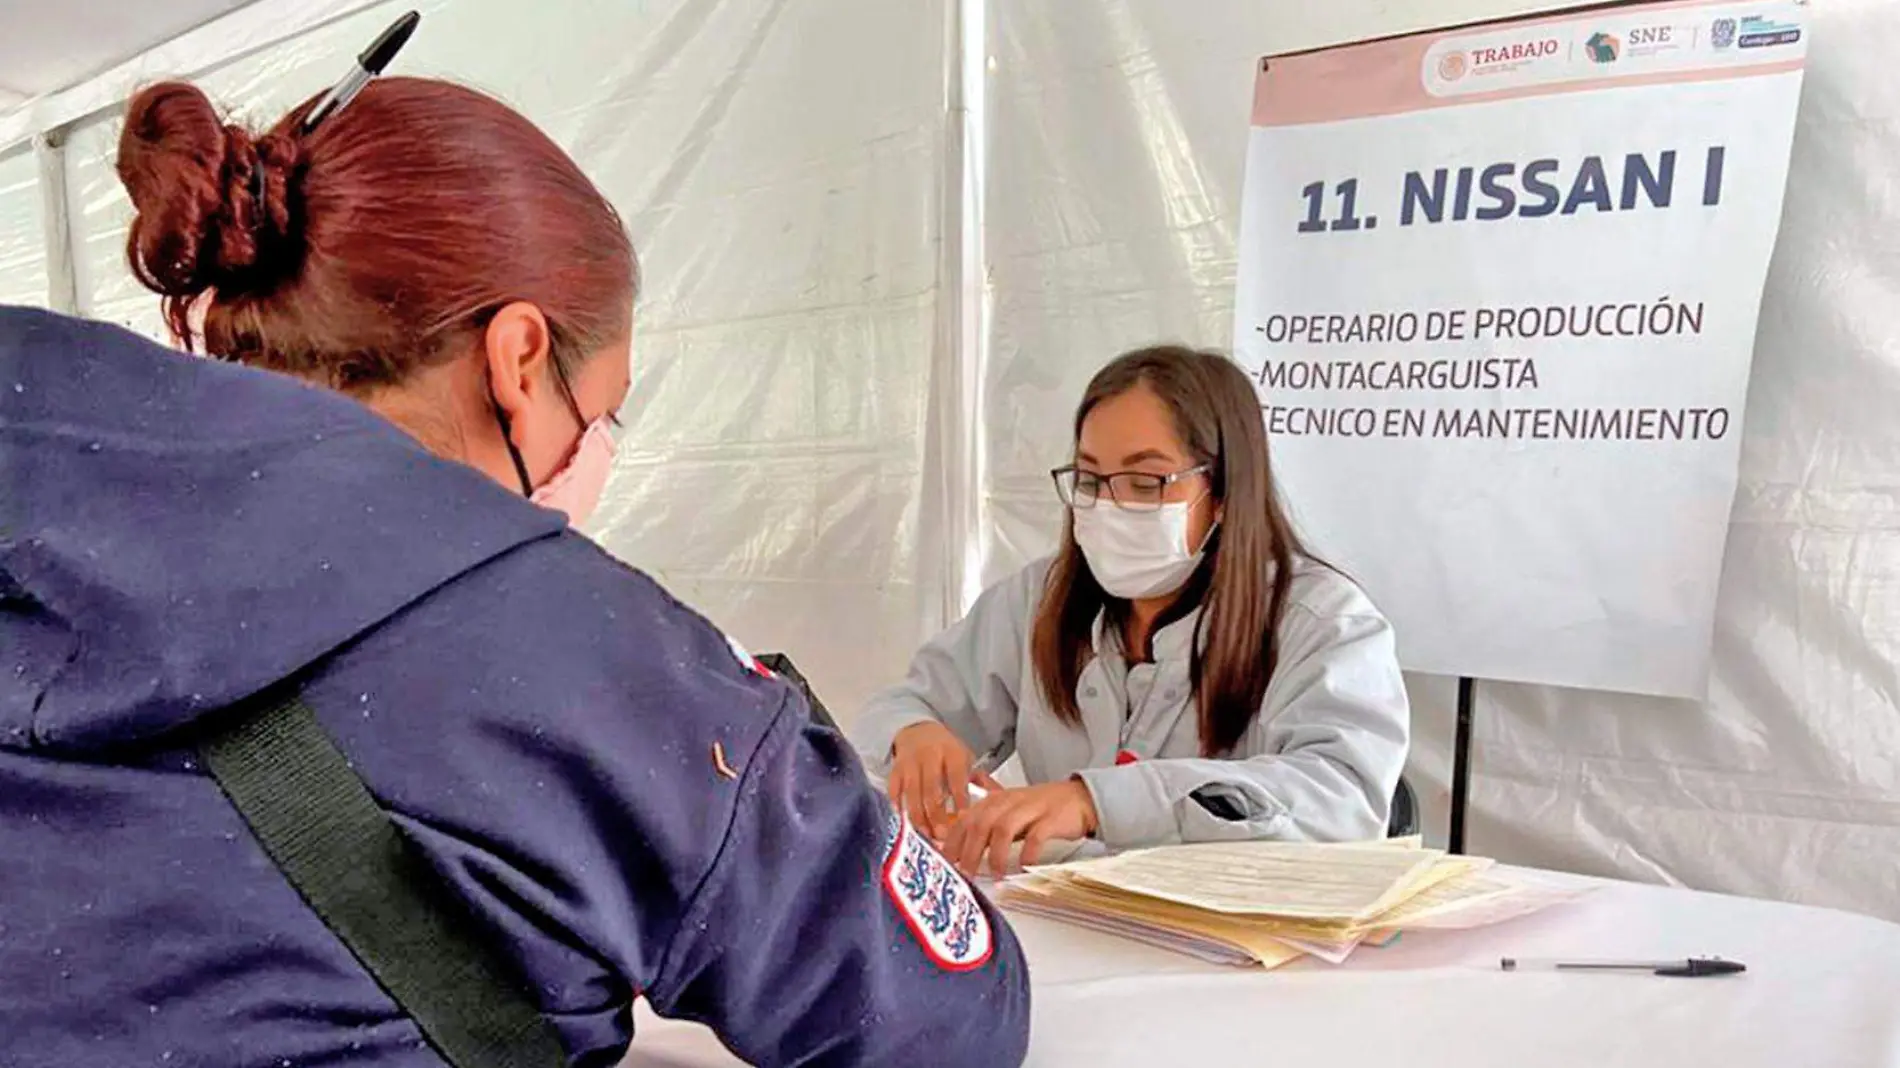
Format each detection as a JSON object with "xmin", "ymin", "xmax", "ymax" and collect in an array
[{"xmin": 1050, "ymin": 463, "xmax": 1210, "ymax": 512}]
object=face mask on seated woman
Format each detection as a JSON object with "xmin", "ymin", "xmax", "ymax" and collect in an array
[{"xmin": 1070, "ymin": 491, "xmax": 1218, "ymax": 600}]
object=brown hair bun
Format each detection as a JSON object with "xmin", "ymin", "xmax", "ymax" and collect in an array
[{"xmin": 117, "ymin": 81, "xmax": 301, "ymax": 302}]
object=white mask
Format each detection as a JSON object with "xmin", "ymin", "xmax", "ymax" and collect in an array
[{"xmin": 1072, "ymin": 500, "xmax": 1214, "ymax": 600}]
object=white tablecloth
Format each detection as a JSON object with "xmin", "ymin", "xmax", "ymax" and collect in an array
[{"xmin": 622, "ymin": 868, "xmax": 1900, "ymax": 1068}]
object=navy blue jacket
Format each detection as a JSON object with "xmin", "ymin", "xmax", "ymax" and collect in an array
[{"xmin": 0, "ymin": 307, "xmax": 1030, "ymax": 1067}]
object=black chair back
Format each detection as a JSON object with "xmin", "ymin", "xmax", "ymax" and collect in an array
[
  {"xmin": 755, "ymin": 653, "xmax": 841, "ymax": 732},
  {"xmin": 1388, "ymin": 775, "xmax": 1420, "ymax": 838}
]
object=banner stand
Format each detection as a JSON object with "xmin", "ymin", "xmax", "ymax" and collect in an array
[{"xmin": 1448, "ymin": 676, "xmax": 1476, "ymax": 855}]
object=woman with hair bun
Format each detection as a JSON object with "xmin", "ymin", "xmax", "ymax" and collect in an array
[{"xmin": 0, "ymin": 70, "xmax": 1027, "ymax": 1068}]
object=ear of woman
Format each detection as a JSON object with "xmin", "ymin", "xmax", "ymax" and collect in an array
[{"xmin": 484, "ymin": 302, "xmax": 563, "ymax": 487}]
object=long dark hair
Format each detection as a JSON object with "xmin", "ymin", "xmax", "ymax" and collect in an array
[{"xmin": 1030, "ymin": 345, "xmax": 1312, "ymax": 756}]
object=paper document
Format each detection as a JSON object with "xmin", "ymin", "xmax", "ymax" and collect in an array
[
  {"xmin": 1005, "ymin": 873, "xmax": 1307, "ymax": 968},
  {"xmin": 1000, "ymin": 838, "xmax": 1586, "ymax": 969},
  {"xmin": 1034, "ymin": 840, "xmax": 1445, "ymax": 921},
  {"xmin": 1385, "ymin": 876, "xmax": 1591, "ymax": 930},
  {"xmin": 1001, "ymin": 894, "xmax": 1264, "ymax": 967}
]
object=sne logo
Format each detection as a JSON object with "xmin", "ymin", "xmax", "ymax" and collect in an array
[{"xmin": 1585, "ymin": 31, "xmax": 1621, "ymax": 64}]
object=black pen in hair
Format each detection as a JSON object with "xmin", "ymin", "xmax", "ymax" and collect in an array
[{"xmin": 303, "ymin": 10, "xmax": 422, "ymax": 132}]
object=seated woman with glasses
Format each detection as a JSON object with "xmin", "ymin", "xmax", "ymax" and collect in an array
[{"xmin": 851, "ymin": 345, "xmax": 1410, "ymax": 875}]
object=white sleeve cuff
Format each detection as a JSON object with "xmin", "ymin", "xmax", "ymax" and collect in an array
[{"xmin": 1074, "ymin": 765, "xmax": 1178, "ymax": 849}]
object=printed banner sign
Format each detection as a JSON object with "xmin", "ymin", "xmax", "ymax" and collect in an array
[{"xmin": 1233, "ymin": 0, "xmax": 1807, "ymax": 697}]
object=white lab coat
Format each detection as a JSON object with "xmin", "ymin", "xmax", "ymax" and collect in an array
[{"xmin": 852, "ymin": 557, "xmax": 1411, "ymax": 849}]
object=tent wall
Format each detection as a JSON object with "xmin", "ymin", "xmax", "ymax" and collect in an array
[
  {"xmin": 0, "ymin": 147, "xmax": 48, "ymax": 307},
  {"xmin": 1, "ymin": 0, "xmax": 1895, "ymax": 921}
]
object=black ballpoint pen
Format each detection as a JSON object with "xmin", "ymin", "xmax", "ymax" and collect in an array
[
  {"xmin": 1501, "ymin": 956, "xmax": 1746, "ymax": 977},
  {"xmin": 303, "ymin": 10, "xmax": 422, "ymax": 131}
]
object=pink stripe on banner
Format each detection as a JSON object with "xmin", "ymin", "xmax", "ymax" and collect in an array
[{"xmin": 1254, "ymin": 0, "xmax": 1805, "ymax": 128}]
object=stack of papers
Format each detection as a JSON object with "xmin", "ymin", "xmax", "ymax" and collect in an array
[{"xmin": 998, "ymin": 838, "xmax": 1587, "ymax": 968}]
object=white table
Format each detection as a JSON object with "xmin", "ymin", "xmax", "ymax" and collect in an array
[{"xmin": 622, "ymin": 869, "xmax": 1900, "ymax": 1067}]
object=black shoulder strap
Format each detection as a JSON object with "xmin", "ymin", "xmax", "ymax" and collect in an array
[{"xmin": 197, "ymin": 687, "xmax": 568, "ymax": 1068}]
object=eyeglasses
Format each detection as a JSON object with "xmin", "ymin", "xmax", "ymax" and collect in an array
[{"xmin": 1051, "ymin": 464, "xmax": 1208, "ymax": 512}]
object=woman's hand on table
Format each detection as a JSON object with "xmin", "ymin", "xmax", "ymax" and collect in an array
[
  {"xmin": 888, "ymin": 721, "xmax": 993, "ymax": 840},
  {"xmin": 943, "ymin": 779, "xmax": 1099, "ymax": 877}
]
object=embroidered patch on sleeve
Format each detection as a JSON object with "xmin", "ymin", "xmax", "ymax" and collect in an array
[{"xmin": 882, "ymin": 815, "xmax": 994, "ymax": 971}]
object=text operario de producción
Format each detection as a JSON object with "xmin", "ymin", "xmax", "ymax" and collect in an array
[{"xmin": 1250, "ymin": 298, "xmax": 1728, "ymax": 442}]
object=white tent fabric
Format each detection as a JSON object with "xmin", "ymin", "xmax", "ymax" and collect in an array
[
  {"xmin": 0, "ymin": 149, "xmax": 46, "ymax": 308},
  {"xmin": 1, "ymin": 0, "xmax": 1896, "ymax": 922},
  {"xmin": 0, "ymin": 0, "xmax": 256, "ymax": 115},
  {"xmin": 0, "ymin": 0, "xmax": 377, "ymax": 154}
]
